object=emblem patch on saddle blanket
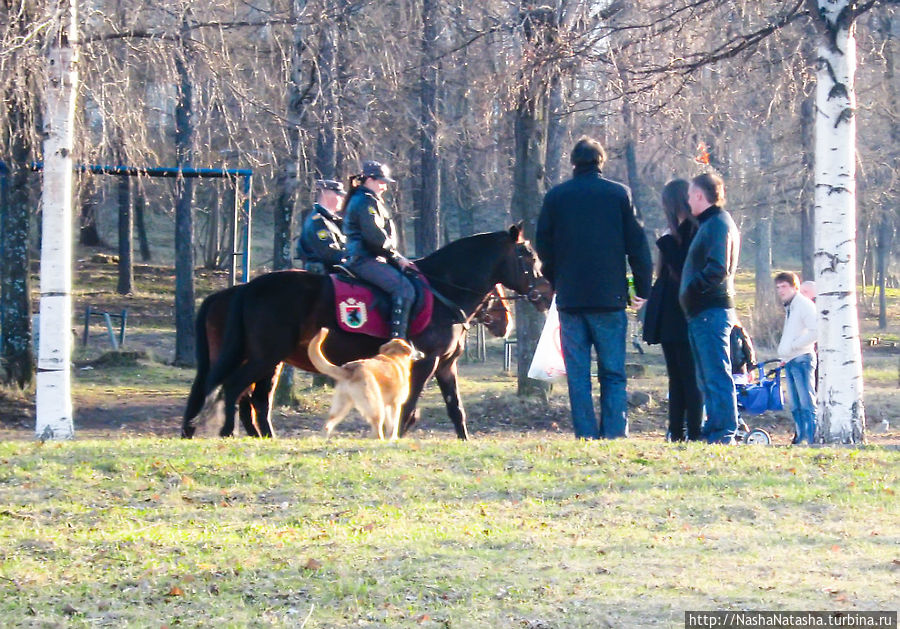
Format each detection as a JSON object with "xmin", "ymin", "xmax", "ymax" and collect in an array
[
  {"xmin": 330, "ymin": 274, "xmax": 434, "ymax": 338},
  {"xmin": 339, "ymin": 298, "xmax": 368, "ymax": 329}
]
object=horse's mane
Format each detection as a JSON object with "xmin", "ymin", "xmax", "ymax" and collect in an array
[{"xmin": 415, "ymin": 231, "xmax": 509, "ymax": 276}]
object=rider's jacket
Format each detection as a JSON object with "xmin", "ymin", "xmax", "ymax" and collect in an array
[
  {"xmin": 342, "ymin": 187, "xmax": 403, "ymax": 263},
  {"xmin": 297, "ymin": 204, "xmax": 346, "ymax": 268}
]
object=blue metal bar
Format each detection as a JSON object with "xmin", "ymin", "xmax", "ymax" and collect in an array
[
  {"xmin": 241, "ymin": 174, "xmax": 252, "ymax": 282},
  {"xmin": 29, "ymin": 160, "xmax": 254, "ymax": 283}
]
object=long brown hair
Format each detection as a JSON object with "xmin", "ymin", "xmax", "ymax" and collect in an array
[
  {"xmin": 661, "ymin": 179, "xmax": 692, "ymax": 244},
  {"xmin": 340, "ymin": 173, "xmax": 366, "ymax": 212}
]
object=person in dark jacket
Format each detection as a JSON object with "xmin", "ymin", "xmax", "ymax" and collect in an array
[
  {"xmin": 678, "ymin": 172, "xmax": 741, "ymax": 444},
  {"xmin": 536, "ymin": 136, "xmax": 652, "ymax": 439},
  {"xmin": 296, "ymin": 179, "xmax": 347, "ymax": 273},
  {"xmin": 642, "ymin": 180, "xmax": 703, "ymax": 441},
  {"xmin": 342, "ymin": 160, "xmax": 416, "ymax": 339}
]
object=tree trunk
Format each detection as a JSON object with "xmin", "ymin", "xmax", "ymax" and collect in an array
[
  {"xmin": 619, "ymin": 72, "xmax": 651, "ymax": 219},
  {"xmin": 877, "ymin": 12, "xmax": 897, "ymax": 330},
  {"xmin": 511, "ymin": 93, "xmax": 549, "ymax": 399},
  {"xmin": 315, "ymin": 0, "xmax": 337, "ymax": 179},
  {"xmin": 275, "ymin": 0, "xmax": 310, "ymax": 405},
  {"xmin": 202, "ymin": 187, "xmax": 220, "ymax": 269},
  {"xmin": 116, "ymin": 174, "xmax": 133, "ymax": 295},
  {"xmin": 875, "ymin": 218, "xmax": 893, "ymax": 330},
  {"xmin": 544, "ymin": 72, "xmax": 566, "ymax": 188},
  {"xmin": 1, "ymin": 96, "xmax": 34, "ymax": 389},
  {"xmin": 134, "ymin": 185, "xmax": 152, "ymax": 262},
  {"xmin": 416, "ymin": 0, "xmax": 440, "ymax": 255},
  {"xmin": 753, "ymin": 126, "xmax": 775, "ymax": 319},
  {"xmin": 78, "ymin": 175, "xmax": 105, "ymax": 247},
  {"xmin": 173, "ymin": 37, "xmax": 196, "ymax": 367},
  {"xmin": 512, "ymin": 4, "xmax": 555, "ymax": 399},
  {"xmin": 799, "ymin": 94, "xmax": 815, "ymax": 281},
  {"xmin": 274, "ymin": 0, "xmax": 309, "ymax": 274},
  {"xmin": 36, "ymin": 0, "xmax": 78, "ymax": 439},
  {"xmin": 810, "ymin": 0, "xmax": 865, "ymax": 443}
]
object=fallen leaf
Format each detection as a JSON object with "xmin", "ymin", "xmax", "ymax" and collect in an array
[
  {"xmin": 830, "ymin": 545, "xmax": 841, "ymax": 552},
  {"xmin": 303, "ymin": 558, "xmax": 322, "ymax": 571},
  {"xmin": 166, "ymin": 586, "xmax": 184, "ymax": 597},
  {"xmin": 417, "ymin": 614, "xmax": 430, "ymax": 623}
]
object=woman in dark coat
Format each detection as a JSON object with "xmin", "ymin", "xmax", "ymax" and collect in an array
[
  {"xmin": 642, "ymin": 180, "xmax": 703, "ymax": 441},
  {"xmin": 341, "ymin": 160, "xmax": 416, "ymax": 339}
]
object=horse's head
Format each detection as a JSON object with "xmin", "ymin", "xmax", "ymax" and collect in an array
[
  {"xmin": 500, "ymin": 224, "xmax": 553, "ymax": 312},
  {"xmin": 474, "ymin": 285, "xmax": 512, "ymax": 338}
]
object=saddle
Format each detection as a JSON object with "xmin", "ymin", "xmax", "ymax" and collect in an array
[{"xmin": 330, "ymin": 271, "xmax": 433, "ymax": 338}]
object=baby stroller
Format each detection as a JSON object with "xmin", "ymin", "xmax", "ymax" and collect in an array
[
  {"xmin": 729, "ymin": 324, "xmax": 782, "ymax": 445},
  {"xmin": 734, "ymin": 359, "xmax": 784, "ymax": 445}
]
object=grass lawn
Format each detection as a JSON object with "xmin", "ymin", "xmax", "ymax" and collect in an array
[{"xmin": 0, "ymin": 438, "xmax": 897, "ymax": 627}]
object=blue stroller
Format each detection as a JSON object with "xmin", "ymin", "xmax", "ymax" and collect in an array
[{"xmin": 734, "ymin": 359, "xmax": 785, "ymax": 445}]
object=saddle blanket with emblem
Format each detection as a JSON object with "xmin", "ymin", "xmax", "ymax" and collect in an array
[{"xmin": 330, "ymin": 274, "xmax": 433, "ymax": 338}]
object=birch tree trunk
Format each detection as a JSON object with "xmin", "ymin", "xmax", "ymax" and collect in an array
[
  {"xmin": 36, "ymin": 0, "xmax": 78, "ymax": 440},
  {"xmin": 809, "ymin": 0, "xmax": 865, "ymax": 443}
]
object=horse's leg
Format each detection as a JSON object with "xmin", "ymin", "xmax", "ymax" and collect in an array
[
  {"xmin": 398, "ymin": 355, "xmax": 439, "ymax": 437},
  {"xmin": 434, "ymin": 356, "xmax": 469, "ymax": 440},
  {"xmin": 238, "ymin": 393, "xmax": 261, "ymax": 438},
  {"xmin": 249, "ymin": 364, "xmax": 282, "ymax": 438},
  {"xmin": 182, "ymin": 375, "xmax": 206, "ymax": 438},
  {"xmin": 221, "ymin": 360, "xmax": 278, "ymax": 438}
]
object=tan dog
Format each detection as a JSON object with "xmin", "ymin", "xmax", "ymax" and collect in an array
[{"xmin": 307, "ymin": 328, "xmax": 422, "ymax": 440}]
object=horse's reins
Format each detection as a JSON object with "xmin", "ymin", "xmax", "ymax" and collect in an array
[{"xmin": 411, "ymin": 242, "xmax": 546, "ymax": 306}]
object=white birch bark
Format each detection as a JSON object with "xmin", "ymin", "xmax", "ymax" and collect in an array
[
  {"xmin": 811, "ymin": 0, "xmax": 865, "ymax": 443},
  {"xmin": 36, "ymin": 1, "xmax": 78, "ymax": 440}
]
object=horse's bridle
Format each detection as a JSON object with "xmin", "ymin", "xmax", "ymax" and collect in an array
[
  {"xmin": 510, "ymin": 242, "xmax": 546, "ymax": 305},
  {"xmin": 412, "ymin": 241, "xmax": 544, "ymax": 306}
]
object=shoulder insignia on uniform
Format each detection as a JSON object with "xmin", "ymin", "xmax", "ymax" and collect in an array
[
  {"xmin": 316, "ymin": 229, "xmax": 329, "ymax": 241},
  {"xmin": 367, "ymin": 207, "xmax": 377, "ymax": 215}
]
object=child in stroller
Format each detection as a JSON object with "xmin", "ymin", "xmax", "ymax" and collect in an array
[{"xmin": 730, "ymin": 324, "xmax": 784, "ymax": 445}]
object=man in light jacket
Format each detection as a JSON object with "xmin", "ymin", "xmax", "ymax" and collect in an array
[{"xmin": 775, "ymin": 271, "xmax": 818, "ymax": 444}]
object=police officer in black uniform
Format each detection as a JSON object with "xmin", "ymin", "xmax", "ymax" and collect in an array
[
  {"xmin": 296, "ymin": 179, "xmax": 347, "ymax": 274},
  {"xmin": 342, "ymin": 160, "xmax": 416, "ymax": 340}
]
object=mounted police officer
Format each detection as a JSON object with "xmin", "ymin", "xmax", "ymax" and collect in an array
[
  {"xmin": 342, "ymin": 160, "xmax": 416, "ymax": 340},
  {"xmin": 296, "ymin": 179, "xmax": 347, "ymax": 274}
]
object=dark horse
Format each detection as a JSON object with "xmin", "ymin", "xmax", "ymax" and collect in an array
[{"xmin": 182, "ymin": 226, "xmax": 551, "ymax": 440}]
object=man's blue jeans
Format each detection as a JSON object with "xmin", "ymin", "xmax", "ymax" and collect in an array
[
  {"xmin": 687, "ymin": 307, "xmax": 738, "ymax": 444},
  {"xmin": 784, "ymin": 353, "xmax": 817, "ymax": 444},
  {"xmin": 558, "ymin": 310, "xmax": 628, "ymax": 439}
]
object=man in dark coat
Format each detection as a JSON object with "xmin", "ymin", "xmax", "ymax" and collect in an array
[
  {"xmin": 535, "ymin": 136, "xmax": 652, "ymax": 439},
  {"xmin": 296, "ymin": 179, "xmax": 347, "ymax": 273},
  {"xmin": 678, "ymin": 172, "xmax": 741, "ymax": 444}
]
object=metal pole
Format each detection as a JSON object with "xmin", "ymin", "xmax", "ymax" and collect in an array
[
  {"xmin": 229, "ymin": 181, "xmax": 239, "ymax": 287},
  {"xmin": 242, "ymin": 174, "xmax": 252, "ymax": 282}
]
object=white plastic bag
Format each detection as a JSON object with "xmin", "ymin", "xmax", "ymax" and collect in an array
[{"xmin": 527, "ymin": 297, "xmax": 566, "ymax": 381}]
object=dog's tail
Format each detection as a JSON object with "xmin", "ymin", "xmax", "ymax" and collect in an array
[{"xmin": 307, "ymin": 328, "xmax": 348, "ymax": 381}]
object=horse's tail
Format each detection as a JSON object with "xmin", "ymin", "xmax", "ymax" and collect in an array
[
  {"xmin": 205, "ymin": 286, "xmax": 247, "ymax": 394},
  {"xmin": 182, "ymin": 293, "xmax": 215, "ymax": 437},
  {"xmin": 307, "ymin": 328, "xmax": 347, "ymax": 382}
]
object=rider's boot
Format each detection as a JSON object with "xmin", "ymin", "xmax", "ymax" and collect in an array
[{"xmin": 390, "ymin": 296, "xmax": 414, "ymax": 340}]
